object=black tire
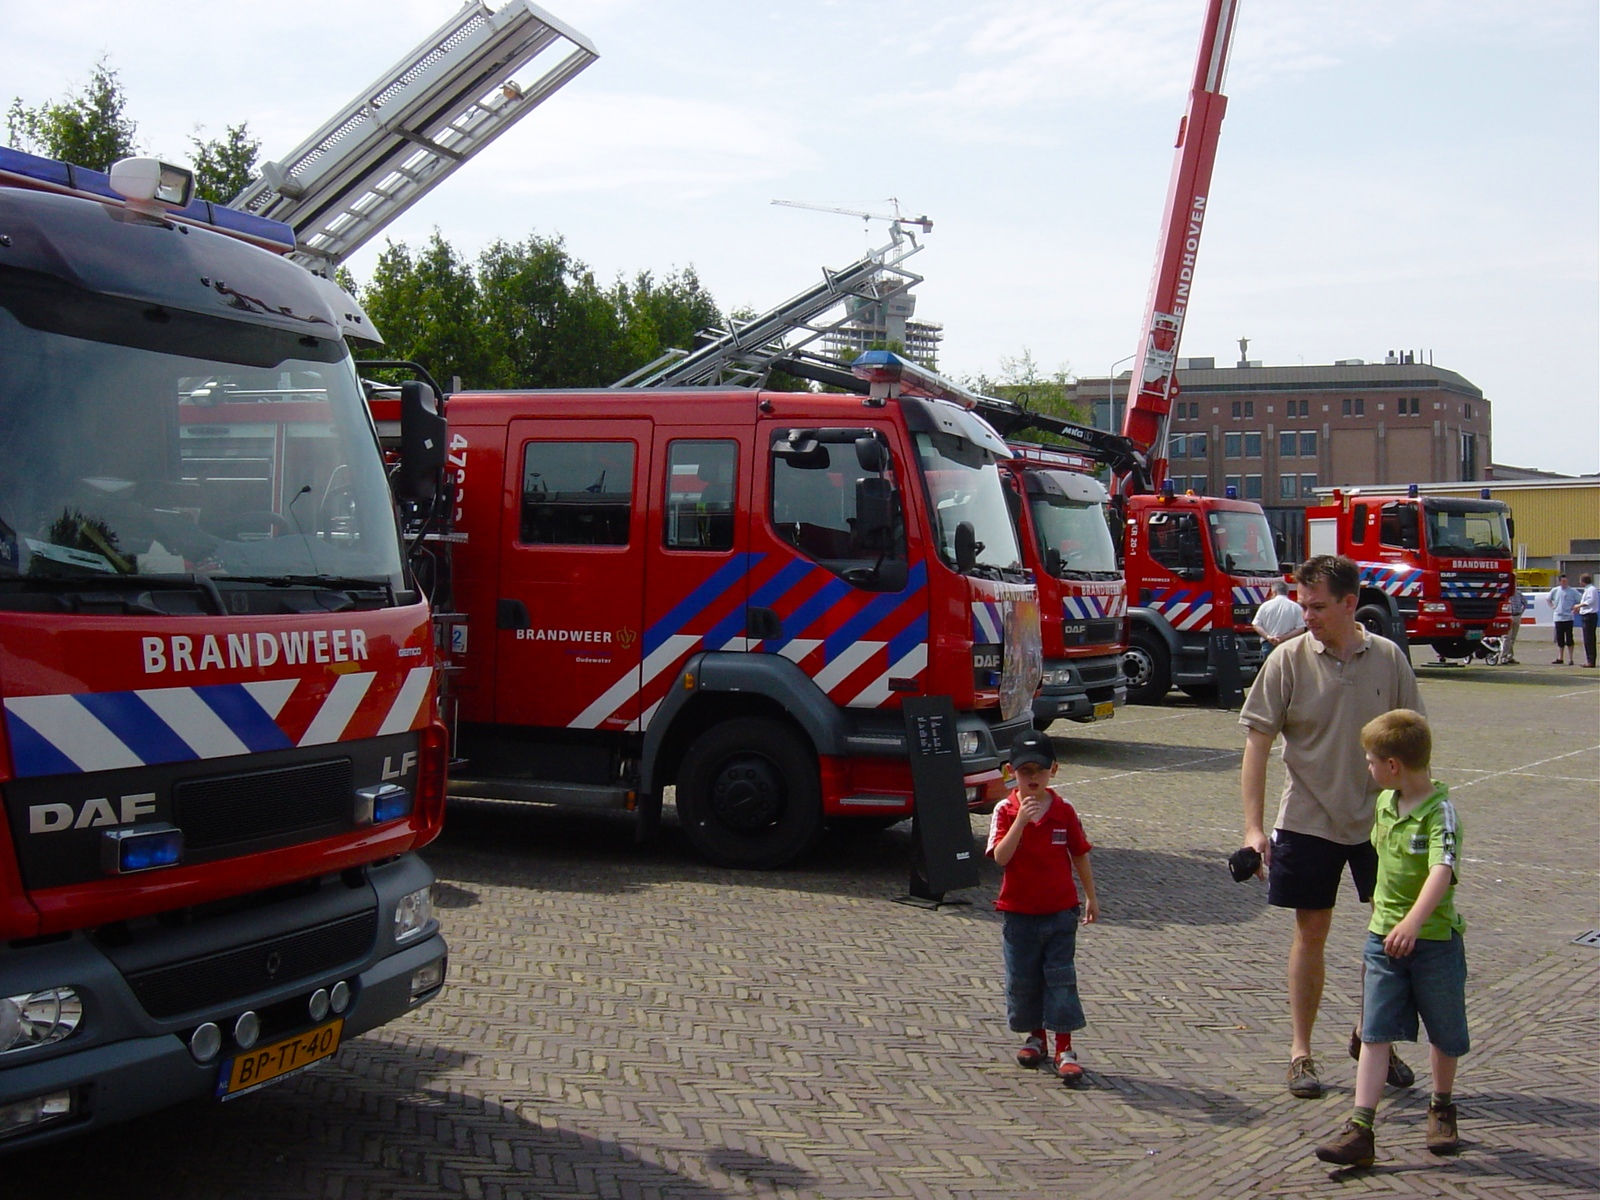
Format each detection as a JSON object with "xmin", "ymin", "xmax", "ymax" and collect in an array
[
  {"xmin": 1178, "ymin": 683, "xmax": 1218, "ymax": 702},
  {"xmin": 676, "ymin": 718, "xmax": 822, "ymax": 869},
  {"xmin": 1123, "ymin": 629, "xmax": 1172, "ymax": 705},
  {"xmin": 1355, "ymin": 603, "xmax": 1401, "ymax": 646}
]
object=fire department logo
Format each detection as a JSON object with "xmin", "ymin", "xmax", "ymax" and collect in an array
[{"xmin": 615, "ymin": 627, "xmax": 638, "ymax": 649}]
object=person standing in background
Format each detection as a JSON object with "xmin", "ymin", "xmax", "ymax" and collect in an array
[
  {"xmin": 1576, "ymin": 575, "xmax": 1599, "ymax": 668},
  {"xmin": 1548, "ymin": 575, "xmax": 1580, "ymax": 665},
  {"xmin": 1495, "ymin": 587, "xmax": 1525, "ymax": 665},
  {"xmin": 1253, "ymin": 580, "xmax": 1306, "ymax": 648}
]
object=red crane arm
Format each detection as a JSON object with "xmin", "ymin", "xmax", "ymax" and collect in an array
[{"xmin": 1118, "ymin": 0, "xmax": 1239, "ymax": 491}]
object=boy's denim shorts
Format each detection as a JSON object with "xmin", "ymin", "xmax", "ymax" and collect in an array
[
  {"xmin": 1002, "ymin": 907, "xmax": 1085, "ymax": 1034},
  {"xmin": 1361, "ymin": 930, "xmax": 1470, "ymax": 1057}
]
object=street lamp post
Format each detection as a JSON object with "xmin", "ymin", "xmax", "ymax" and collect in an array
[{"xmin": 1106, "ymin": 354, "xmax": 1135, "ymax": 432}]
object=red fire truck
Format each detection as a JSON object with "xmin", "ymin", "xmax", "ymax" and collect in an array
[
  {"xmin": 415, "ymin": 352, "xmax": 1041, "ymax": 868},
  {"xmin": 0, "ymin": 148, "xmax": 449, "ymax": 1149},
  {"xmin": 1303, "ymin": 487, "xmax": 1515, "ymax": 659}
]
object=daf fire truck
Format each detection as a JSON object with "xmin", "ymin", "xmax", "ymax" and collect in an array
[
  {"xmin": 411, "ymin": 351, "xmax": 1041, "ymax": 869},
  {"xmin": 1304, "ymin": 487, "xmax": 1515, "ymax": 660},
  {"xmin": 0, "ymin": 149, "xmax": 448, "ymax": 1149}
]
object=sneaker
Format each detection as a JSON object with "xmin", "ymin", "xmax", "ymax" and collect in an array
[
  {"xmin": 1052, "ymin": 1048, "xmax": 1084, "ymax": 1085},
  {"xmin": 1348, "ymin": 1029, "xmax": 1415, "ymax": 1088},
  {"xmin": 1315, "ymin": 1120, "xmax": 1375, "ymax": 1167},
  {"xmin": 1016, "ymin": 1035, "xmax": 1045, "ymax": 1069},
  {"xmin": 1288, "ymin": 1054, "xmax": 1323, "ymax": 1099},
  {"xmin": 1426, "ymin": 1102, "xmax": 1460, "ymax": 1155}
]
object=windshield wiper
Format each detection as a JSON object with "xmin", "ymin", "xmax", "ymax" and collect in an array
[
  {"xmin": 225, "ymin": 574, "xmax": 395, "ymax": 606},
  {"xmin": 0, "ymin": 571, "xmax": 226, "ymax": 615}
]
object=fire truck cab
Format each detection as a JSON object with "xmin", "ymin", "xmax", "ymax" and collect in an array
[
  {"xmin": 1304, "ymin": 488, "xmax": 1515, "ymax": 659},
  {"xmin": 437, "ymin": 379, "xmax": 1041, "ymax": 867}
]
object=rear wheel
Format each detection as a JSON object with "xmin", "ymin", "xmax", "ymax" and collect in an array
[
  {"xmin": 1123, "ymin": 629, "xmax": 1172, "ymax": 705},
  {"xmin": 676, "ymin": 718, "xmax": 822, "ymax": 868}
]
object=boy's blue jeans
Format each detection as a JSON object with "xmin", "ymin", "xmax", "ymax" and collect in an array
[{"xmin": 1002, "ymin": 906, "xmax": 1085, "ymax": 1033}]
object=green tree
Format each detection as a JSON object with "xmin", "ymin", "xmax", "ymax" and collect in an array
[
  {"xmin": 6, "ymin": 58, "xmax": 138, "ymax": 170},
  {"xmin": 975, "ymin": 348, "xmax": 1089, "ymax": 425},
  {"xmin": 476, "ymin": 233, "xmax": 622, "ymax": 388},
  {"xmin": 357, "ymin": 232, "xmax": 490, "ymax": 388},
  {"xmin": 610, "ymin": 267, "xmax": 722, "ymax": 378},
  {"xmin": 190, "ymin": 123, "xmax": 259, "ymax": 203}
]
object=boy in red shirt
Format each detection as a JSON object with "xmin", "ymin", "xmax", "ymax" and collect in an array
[{"xmin": 987, "ymin": 729, "xmax": 1099, "ymax": 1084}]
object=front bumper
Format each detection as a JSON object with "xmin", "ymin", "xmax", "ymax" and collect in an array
[
  {"xmin": 1032, "ymin": 654, "xmax": 1126, "ymax": 726},
  {"xmin": 0, "ymin": 856, "xmax": 446, "ymax": 1154}
]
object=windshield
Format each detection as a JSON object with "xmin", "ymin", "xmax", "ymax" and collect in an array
[
  {"xmin": 0, "ymin": 289, "xmax": 404, "ymax": 599},
  {"xmin": 1028, "ymin": 487, "xmax": 1118, "ymax": 578},
  {"xmin": 1423, "ymin": 507, "xmax": 1511, "ymax": 555},
  {"xmin": 914, "ymin": 430, "xmax": 1024, "ymax": 578},
  {"xmin": 1205, "ymin": 508, "xmax": 1279, "ymax": 576}
]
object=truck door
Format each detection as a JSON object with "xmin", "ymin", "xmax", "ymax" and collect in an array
[
  {"xmin": 635, "ymin": 430, "xmax": 753, "ymax": 728},
  {"xmin": 496, "ymin": 419, "xmax": 652, "ymax": 731}
]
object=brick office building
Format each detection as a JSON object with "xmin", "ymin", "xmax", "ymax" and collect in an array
[{"xmin": 1077, "ymin": 353, "xmax": 1492, "ymax": 558}]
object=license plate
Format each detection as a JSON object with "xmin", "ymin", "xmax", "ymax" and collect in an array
[
  {"xmin": 1093, "ymin": 701, "xmax": 1115, "ymax": 721},
  {"xmin": 217, "ymin": 1018, "xmax": 343, "ymax": 1101},
  {"xmin": 1467, "ymin": 630, "xmax": 1483, "ymax": 639}
]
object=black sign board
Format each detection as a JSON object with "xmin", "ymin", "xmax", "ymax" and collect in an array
[
  {"xmin": 900, "ymin": 695, "xmax": 981, "ymax": 902},
  {"xmin": 1212, "ymin": 630, "xmax": 1244, "ymax": 709}
]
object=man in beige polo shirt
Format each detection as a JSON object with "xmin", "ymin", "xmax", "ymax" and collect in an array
[{"xmin": 1240, "ymin": 555, "xmax": 1423, "ymax": 1099}]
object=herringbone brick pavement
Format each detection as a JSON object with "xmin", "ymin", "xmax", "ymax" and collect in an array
[{"xmin": 5, "ymin": 663, "xmax": 1596, "ymax": 1199}]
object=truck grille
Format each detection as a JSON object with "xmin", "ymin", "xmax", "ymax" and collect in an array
[
  {"xmin": 1063, "ymin": 619, "xmax": 1120, "ymax": 646},
  {"xmin": 1450, "ymin": 599, "xmax": 1498, "ymax": 621},
  {"xmin": 1079, "ymin": 662, "xmax": 1121, "ymax": 685},
  {"xmin": 124, "ymin": 909, "xmax": 377, "ymax": 1019},
  {"xmin": 175, "ymin": 759, "xmax": 352, "ymax": 851}
]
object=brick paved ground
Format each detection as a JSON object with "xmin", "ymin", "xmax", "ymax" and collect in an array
[{"xmin": 8, "ymin": 661, "xmax": 1597, "ymax": 1199}]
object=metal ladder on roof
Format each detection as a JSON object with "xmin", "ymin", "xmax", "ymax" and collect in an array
[
  {"xmin": 613, "ymin": 225, "xmax": 926, "ymax": 389},
  {"xmin": 230, "ymin": 0, "xmax": 597, "ymax": 271}
]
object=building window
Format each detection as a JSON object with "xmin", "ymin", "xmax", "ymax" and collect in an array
[
  {"xmin": 1243, "ymin": 474, "xmax": 1262, "ymax": 500},
  {"xmin": 1244, "ymin": 400, "xmax": 1255, "ymax": 418},
  {"xmin": 1412, "ymin": 398, "xmax": 1422, "ymax": 415},
  {"xmin": 1225, "ymin": 432, "xmax": 1242, "ymax": 458},
  {"xmin": 1460, "ymin": 432, "xmax": 1478, "ymax": 479},
  {"xmin": 1280, "ymin": 430, "xmax": 1297, "ymax": 457},
  {"xmin": 1355, "ymin": 398, "xmax": 1365, "ymax": 416},
  {"xmin": 1170, "ymin": 434, "xmax": 1186, "ymax": 457},
  {"xmin": 1243, "ymin": 431, "xmax": 1261, "ymax": 457},
  {"xmin": 1189, "ymin": 432, "xmax": 1207, "ymax": 458},
  {"xmin": 1225, "ymin": 474, "xmax": 1242, "ymax": 496},
  {"xmin": 1342, "ymin": 398, "xmax": 1352, "ymax": 416},
  {"xmin": 1300, "ymin": 474, "xmax": 1317, "ymax": 497},
  {"xmin": 1279, "ymin": 475, "xmax": 1298, "ymax": 499},
  {"xmin": 1464, "ymin": 402, "xmax": 1474, "ymax": 420},
  {"xmin": 1299, "ymin": 399, "xmax": 1311, "ymax": 417},
  {"xmin": 1300, "ymin": 431, "xmax": 1317, "ymax": 457},
  {"xmin": 1231, "ymin": 400, "xmax": 1242, "ymax": 418}
]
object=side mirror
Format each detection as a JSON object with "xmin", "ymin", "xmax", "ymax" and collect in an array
[
  {"xmin": 398, "ymin": 380, "xmax": 447, "ymax": 505},
  {"xmin": 954, "ymin": 520, "xmax": 978, "ymax": 574},
  {"xmin": 1044, "ymin": 547, "xmax": 1062, "ymax": 577},
  {"xmin": 855, "ymin": 436, "xmax": 889, "ymax": 474}
]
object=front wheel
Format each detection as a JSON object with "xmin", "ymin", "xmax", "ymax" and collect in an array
[
  {"xmin": 676, "ymin": 718, "xmax": 822, "ymax": 869},
  {"xmin": 1355, "ymin": 603, "xmax": 1397, "ymax": 643},
  {"xmin": 1123, "ymin": 629, "xmax": 1172, "ymax": 705}
]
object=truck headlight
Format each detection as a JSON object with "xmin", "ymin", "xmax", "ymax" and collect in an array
[
  {"xmin": 393, "ymin": 886, "xmax": 435, "ymax": 944},
  {"xmin": 0, "ymin": 988, "xmax": 83, "ymax": 1056},
  {"xmin": 958, "ymin": 730, "xmax": 982, "ymax": 758},
  {"xmin": 1421, "ymin": 602, "xmax": 1449, "ymax": 614}
]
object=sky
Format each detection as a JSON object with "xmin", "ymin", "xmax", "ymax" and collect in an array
[{"xmin": 6, "ymin": 0, "xmax": 1597, "ymax": 475}]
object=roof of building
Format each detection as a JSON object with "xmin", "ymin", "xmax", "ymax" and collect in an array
[{"xmin": 1166, "ymin": 362, "xmax": 1481, "ymax": 398}]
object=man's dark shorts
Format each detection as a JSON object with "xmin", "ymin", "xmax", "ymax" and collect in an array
[
  {"xmin": 1555, "ymin": 620, "xmax": 1575, "ymax": 649},
  {"xmin": 1268, "ymin": 828, "xmax": 1377, "ymax": 910}
]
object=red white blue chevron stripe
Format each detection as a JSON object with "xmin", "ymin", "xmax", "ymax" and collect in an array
[
  {"xmin": 1358, "ymin": 564, "xmax": 1424, "ymax": 597},
  {"xmin": 3, "ymin": 668, "xmax": 434, "ymax": 779},
  {"xmin": 1140, "ymin": 587, "xmax": 1214, "ymax": 631},
  {"xmin": 971, "ymin": 599, "xmax": 1006, "ymax": 644},
  {"xmin": 1441, "ymin": 577, "xmax": 1508, "ymax": 600},
  {"xmin": 1062, "ymin": 592, "xmax": 1127, "ymax": 621},
  {"xmin": 1231, "ymin": 584, "xmax": 1274, "ymax": 606},
  {"xmin": 569, "ymin": 554, "xmax": 931, "ymax": 732}
]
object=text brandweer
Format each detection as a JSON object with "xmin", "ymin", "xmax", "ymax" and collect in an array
[{"xmin": 142, "ymin": 629, "xmax": 370, "ymax": 674}]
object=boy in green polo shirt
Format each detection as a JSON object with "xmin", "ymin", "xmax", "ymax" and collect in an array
[{"xmin": 1316, "ymin": 710, "xmax": 1468, "ymax": 1167}]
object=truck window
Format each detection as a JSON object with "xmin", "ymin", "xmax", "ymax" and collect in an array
[
  {"xmin": 1350, "ymin": 503, "xmax": 1368, "ymax": 544},
  {"xmin": 769, "ymin": 433, "xmax": 906, "ymax": 590},
  {"xmin": 520, "ymin": 441, "xmax": 634, "ymax": 545},
  {"xmin": 664, "ymin": 440, "xmax": 736, "ymax": 551},
  {"xmin": 1379, "ymin": 503, "xmax": 1418, "ymax": 549},
  {"xmin": 1146, "ymin": 511, "xmax": 1204, "ymax": 573}
]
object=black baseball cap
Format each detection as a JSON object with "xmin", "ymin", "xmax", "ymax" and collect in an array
[{"xmin": 1010, "ymin": 729, "xmax": 1057, "ymax": 771}]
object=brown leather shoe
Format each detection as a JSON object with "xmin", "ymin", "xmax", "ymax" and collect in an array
[
  {"xmin": 1315, "ymin": 1120, "xmax": 1375, "ymax": 1166},
  {"xmin": 1288, "ymin": 1054, "xmax": 1323, "ymax": 1098},
  {"xmin": 1426, "ymin": 1102, "xmax": 1460, "ymax": 1155}
]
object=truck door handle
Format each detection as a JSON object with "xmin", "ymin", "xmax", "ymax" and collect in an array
[
  {"xmin": 497, "ymin": 599, "xmax": 531, "ymax": 630},
  {"xmin": 747, "ymin": 606, "xmax": 782, "ymax": 640}
]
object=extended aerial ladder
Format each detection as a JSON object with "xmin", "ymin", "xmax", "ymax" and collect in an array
[
  {"xmin": 230, "ymin": 0, "xmax": 597, "ymax": 271},
  {"xmin": 613, "ymin": 215, "xmax": 927, "ymax": 389},
  {"xmin": 1117, "ymin": 0, "xmax": 1239, "ymax": 493}
]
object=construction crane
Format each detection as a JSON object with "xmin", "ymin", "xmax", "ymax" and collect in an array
[
  {"xmin": 772, "ymin": 198, "xmax": 934, "ymax": 241},
  {"xmin": 230, "ymin": 0, "xmax": 597, "ymax": 272}
]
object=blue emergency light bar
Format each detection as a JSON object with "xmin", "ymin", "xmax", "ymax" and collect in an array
[
  {"xmin": 851, "ymin": 350, "xmax": 980, "ymax": 410},
  {"xmin": 101, "ymin": 824, "xmax": 185, "ymax": 875},
  {"xmin": 0, "ymin": 146, "xmax": 296, "ymax": 253}
]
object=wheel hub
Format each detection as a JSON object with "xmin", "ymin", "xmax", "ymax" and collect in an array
[
  {"xmin": 709, "ymin": 755, "xmax": 783, "ymax": 832},
  {"xmin": 1123, "ymin": 648, "xmax": 1152, "ymax": 690}
]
